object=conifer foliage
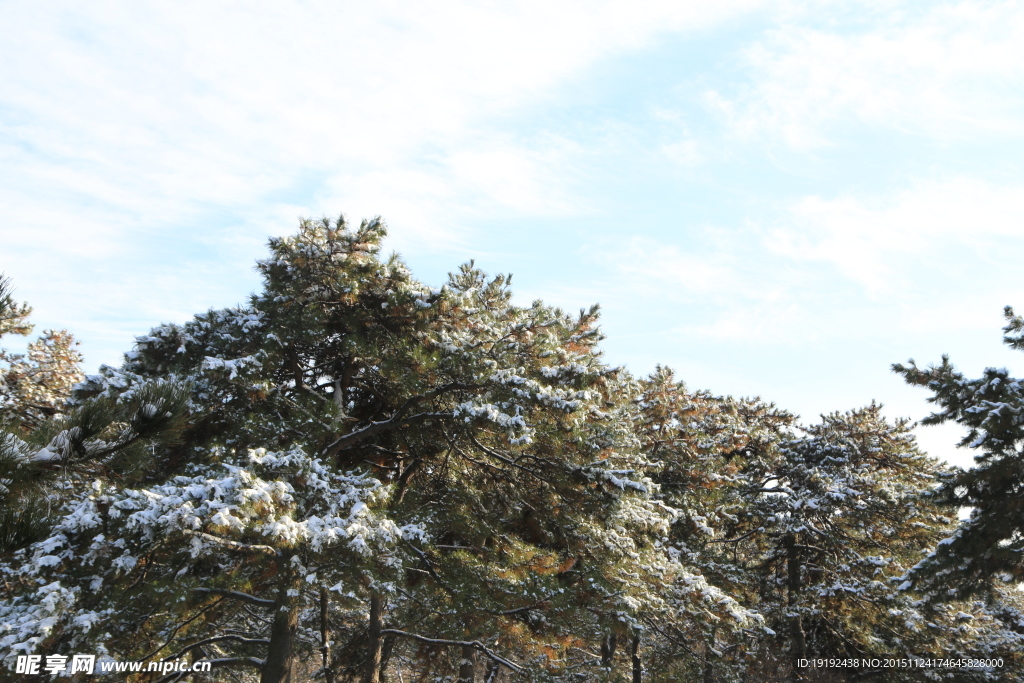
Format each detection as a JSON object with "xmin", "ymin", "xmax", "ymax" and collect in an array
[
  {"xmin": 0, "ymin": 275, "xmax": 83, "ymax": 430},
  {"xmin": 2, "ymin": 218, "xmax": 1023, "ymax": 683},
  {"xmin": 0, "ymin": 277, "xmax": 189, "ymax": 556},
  {"xmin": 895, "ymin": 307, "xmax": 1024, "ymax": 599}
]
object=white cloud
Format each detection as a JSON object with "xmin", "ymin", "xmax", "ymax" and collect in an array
[
  {"xmin": 581, "ymin": 231, "xmax": 821, "ymax": 344},
  {"xmin": 582, "ymin": 177, "xmax": 1024, "ymax": 349},
  {"xmin": 587, "ymin": 236, "xmax": 742, "ymax": 295},
  {"xmin": 0, "ymin": 0, "xmax": 768, "ymax": 242},
  {"xmin": 660, "ymin": 138, "xmax": 704, "ymax": 167},
  {"xmin": 651, "ymin": 108, "xmax": 705, "ymax": 166},
  {"xmin": 771, "ymin": 177, "xmax": 1024, "ymax": 295},
  {"xmin": 710, "ymin": 1, "xmax": 1024, "ymax": 147},
  {"xmin": 0, "ymin": 0, "xmax": 767, "ymax": 366}
]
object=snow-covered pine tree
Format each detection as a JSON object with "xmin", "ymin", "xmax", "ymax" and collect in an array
[
  {"xmin": 0, "ymin": 276, "xmax": 189, "ymax": 555},
  {"xmin": 717, "ymin": 406, "xmax": 1022, "ymax": 681},
  {"xmin": 895, "ymin": 307, "xmax": 1024, "ymax": 600},
  {"xmin": 0, "ymin": 275, "xmax": 83, "ymax": 431},
  {"xmin": 0, "ymin": 444, "xmax": 409, "ymax": 676},
  {"xmin": 750, "ymin": 407, "xmax": 949, "ymax": 666},
  {"xmin": 635, "ymin": 368, "xmax": 793, "ymax": 681},
  {"xmin": 639, "ymin": 372, "xmax": 1022, "ymax": 682},
  {"xmin": 0, "ymin": 276, "xmax": 33, "ymax": 341},
  {"xmin": 8, "ymin": 217, "xmax": 755, "ymax": 683}
]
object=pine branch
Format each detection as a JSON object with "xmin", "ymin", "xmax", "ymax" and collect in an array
[
  {"xmin": 161, "ymin": 634, "xmax": 271, "ymax": 662},
  {"xmin": 323, "ymin": 382, "xmax": 478, "ymax": 456},
  {"xmin": 183, "ymin": 530, "xmax": 279, "ymax": 556},
  {"xmin": 192, "ymin": 588, "xmax": 276, "ymax": 607},
  {"xmin": 379, "ymin": 630, "xmax": 523, "ymax": 673},
  {"xmin": 153, "ymin": 657, "xmax": 265, "ymax": 683}
]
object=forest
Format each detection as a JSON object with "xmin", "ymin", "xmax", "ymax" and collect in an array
[{"xmin": 2, "ymin": 216, "xmax": 1023, "ymax": 682}]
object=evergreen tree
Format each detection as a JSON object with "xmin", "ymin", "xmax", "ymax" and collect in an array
[
  {"xmin": 895, "ymin": 306, "xmax": 1024, "ymax": 599},
  {"xmin": 632, "ymin": 367, "xmax": 792, "ymax": 681},
  {"xmin": 643, "ymin": 372, "xmax": 1021, "ymax": 682},
  {"xmin": 0, "ymin": 276, "xmax": 189, "ymax": 555},
  {"xmin": 5, "ymin": 217, "xmax": 754, "ymax": 682},
  {"xmin": 10, "ymin": 220, "xmax": 1020, "ymax": 682},
  {"xmin": 0, "ymin": 275, "xmax": 83, "ymax": 431}
]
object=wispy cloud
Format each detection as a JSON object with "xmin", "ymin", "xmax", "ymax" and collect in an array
[
  {"xmin": 709, "ymin": 1, "xmax": 1024, "ymax": 147},
  {"xmin": 771, "ymin": 177, "xmax": 1024, "ymax": 296},
  {"xmin": 583, "ymin": 177, "xmax": 1024, "ymax": 347},
  {"xmin": 1, "ymin": 0, "xmax": 769, "ymax": 240},
  {"xmin": 0, "ymin": 0, "xmax": 765, "ymax": 366}
]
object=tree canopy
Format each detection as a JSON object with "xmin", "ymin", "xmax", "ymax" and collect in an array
[{"xmin": 2, "ymin": 217, "xmax": 1023, "ymax": 683}]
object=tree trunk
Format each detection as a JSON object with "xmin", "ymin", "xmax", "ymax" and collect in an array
[
  {"xmin": 600, "ymin": 632, "xmax": 617, "ymax": 667},
  {"xmin": 261, "ymin": 562, "xmax": 302, "ymax": 683},
  {"xmin": 702, "ymin": 658, "xmax": 714, "ymax": 683},
  {"xmin": 362, "ymin": 591, "xmax": 384, "ymax": 683},
  {"xmin": 484, "ymin": 658, "xmax": 500, "ymax": 683},
  {"xmin": 321, "ymin": 586, "xmax": 334, "ymax": 683},
  {"xmin": 191, "ymin": 648, "xmax": 209, "ymax": 683},
  {"xmin": 631, "ymin": 632, "xmax": 642, "ymax": 683},
  {"xmin": 458, "ymin": 643, "xmax": 477, "ymax": 683},
  {"xmin": 379, "ymin": 634, "xmax": 396, "ymax": 683},
  {"xmin": 393, "ymin": 458, "xmax": 421, "ymax": 504},
  {"xmin": 702, "ymin": 629, "xmax": 716, "ymax": 683},
  {"xmin": 786, "ymin": 534, "xmax": 806, "ymax": 680}
]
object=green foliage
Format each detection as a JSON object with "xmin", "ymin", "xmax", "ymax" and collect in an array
[
  {"xmin": 3, "ymin": 220, "xmax": 1023, "ymax": 683},
  {"xmin": 0, "ymin": 275, "xmax": 191, "ymax": 555},
  {"xmin": 895, "ymin": 306, "xmax": 1024, "ymax": 600}
]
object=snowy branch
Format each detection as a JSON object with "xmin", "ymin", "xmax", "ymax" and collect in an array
[
  {"xmin": 379, "ymin": 630, "xmax": 523, "ymax": 673},
  {"xmin": 182, "ymin": 530, "xmax": 279, "ymax": 556},
  {"xmin": 192, "ymin": 588, "xmax": 276, "ymax": 608},
  {"xmin": 323, "ymin": 382, "xmax": 478, "ymax": 456}
]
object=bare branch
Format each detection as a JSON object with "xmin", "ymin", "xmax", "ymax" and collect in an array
[
  {"xmin": 706, "ymin": 530, "xmax": 758, "ymax": 545},
  {"xmin": 324, "ymin": 412, "xmax": 449, "ymax": 457},
  {"xmin": 162, "ymin": 634, "xmax": 271, "ymax": 662},
  {"xmin": 380, "ymin": 630, "xmax": 523, "ymax": 673},
  {"xmin": 323, "ymin": 382, "xmax": 479, "ymax": 457},
  {"xmin": 492, "ymin": 600, "xmax": 548, "ymax": 616},
  {"xmin": 138, "ymin": 596, "xmax": 230, "ymax": 661},
  {"xmin": 469, "ymin": 436, "xmax": 552, "ymax": 484},
  {"xmin": 192, "ymin": 588, "xmax": 275, "ymax": 607}
]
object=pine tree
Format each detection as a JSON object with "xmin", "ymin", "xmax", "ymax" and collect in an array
[
  {"xmin": 895, "ymin": 306, "xmax": 1024, "ymax": 599},
  {"xmin": 13, "ymin": 219, "xmax": 1020, "ymax": 682},
  {"xmin": 642, "ymin": 372, "xmax": 1022, "ymax": 682},
  {"xmin": 9, "ymin": 217, "xmax": 756, "ymax": 682},
  {"xmin": 0, "ymin": 276, "xmax": 189, "ymax": 555},
  {"xmin": 0, "ymin": 275, "xmax": 84, "ymax": 431},
  {"xmin": 636, "ymin": 368, "xmax": 793, "ymax": 681}
]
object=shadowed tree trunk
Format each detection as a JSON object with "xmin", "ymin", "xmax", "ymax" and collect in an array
[
  {"xmin": 458, "ymin": 643, "xmax": 477, "ymax": 683},
  {"xmin": 600, "ymin": 632, "xmax": 617, "ymax": 667},
  {"xmin": 786, "ymin": 534, "xmax": 807, "ymax": 681},
  {"xmin": 484, "ymin": 657, "xmax": 500, "ymax": 683},
  {"xmin": 191, "ymin": 649, "xmax": 209, "ymax": 683},
  {"xmin": 393, "ymin": 458, "xmax": 421, "ymax": 504},
  {"xmin": 261, "ymin": 559, "xmax": 302, "ymax": 683},
  {"xmin": 702, "ymin": 629, "xmax": 717, "ymax": 683},
  {"xmin": 631, "ymin": 632, "xmax": 642, "ymax": 683},
  {"xmin": 379, "ymin": 634, "xmax": 395, "ymax": 682},
  {"xmin": 321, "ymin": 586, "xmax": 334, "ymax": 683},
  {"xmin": 702, "ymin": 658, "xmax": 714, "ymax": 683},
  {"xmin": 362, "ymin": 591, "xmax": 384, "ymax": 683}
]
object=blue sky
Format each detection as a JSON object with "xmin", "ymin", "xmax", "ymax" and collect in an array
[{"xmin": 4, "ymin": 0, "xmax": 1024, "ymax": 466}]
